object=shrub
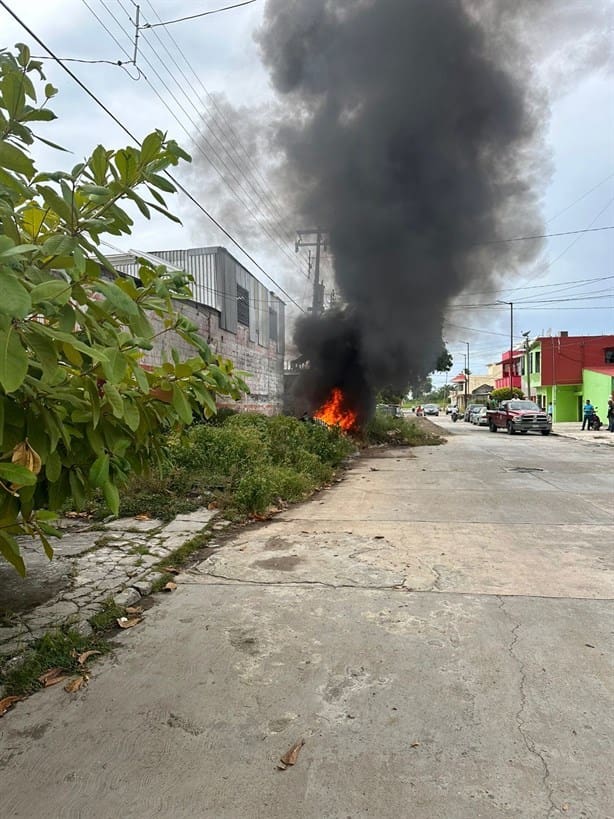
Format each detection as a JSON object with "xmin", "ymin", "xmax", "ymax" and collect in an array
[{"xmin": 364, "ymin": 414, "xmax": 443, "ymax": 446}]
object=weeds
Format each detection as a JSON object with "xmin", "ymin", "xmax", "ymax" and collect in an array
[
  {"xmin": 89, "ymin": 599, "xmax": 127, "ymax": 633},
  {"xmin": 81, "ymin": 411, "xmax": 438, "ymax": 522},
  {"xmin": 0, "ymin": 629, "xmax": 110, "ymax": 697},
  {"xmin": 362, "ymin": 414, "xmax": 444, "ymax": 446}
]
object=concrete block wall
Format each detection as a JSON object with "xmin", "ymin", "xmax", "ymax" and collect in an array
[{"xmin": 142, "ymin": 301, "xmax": 284, "ymax": 416}]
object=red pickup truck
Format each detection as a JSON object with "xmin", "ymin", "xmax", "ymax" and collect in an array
[{"xmin": 487, "ymin": 400, "xmax": 552, "ymax": 435}]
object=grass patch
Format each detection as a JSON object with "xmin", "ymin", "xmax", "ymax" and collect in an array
[
  {"xmin": 362, "ymin": 413, "xmax": 444, "ymax": 446},
  {"xmin": 130, "ymin": 545, "xmax": 150, "ymax": 555},
  {"xmin": 151, "ymin": 572, "xmax": 175, "ymax": 593},
  {"xmin": 89, "ymin": 599, "xmax": 127, "ymax": 633},
  {"xmin": 157, "ymin": 532, "xmax": 211, "ymax": 570},
  {"xmin": 0, "ymin": 628, "xmax": 110, "ymax": 697},
  {"xmin": 80, "ymin": 411, "xmax": 440, "ymax": 523}
]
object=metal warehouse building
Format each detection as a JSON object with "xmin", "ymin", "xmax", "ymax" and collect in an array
[{"xmin": 108, "ymin": 246, "xmax": 286, "ymax": 415}]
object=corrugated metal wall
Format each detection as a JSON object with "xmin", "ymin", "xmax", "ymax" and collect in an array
[{"xmin": 107, "ymin": 246, "xmax": 285, "ymax": 357}]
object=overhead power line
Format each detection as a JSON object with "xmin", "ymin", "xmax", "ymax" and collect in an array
[
  {"xmin": 0, "ymin": 0, "xmax": 305, "ymax": 312},
  {"xmin": 478, "ymin": 224, "xmax": 614, "ymax": 246},
  {"xmin": 94, "ymin": 0, "xmax": 304, "ymax": 278},
  {"xmin": 141, "ymin": 0, "xmax": 258, "ymax": 29},
  {"xmin": 546, "ymin": 171, "xmax": 614, "ymax": 225},
  {"xmin": 99, "ymin": 0, "xmax": 310, "ymax": 284}
]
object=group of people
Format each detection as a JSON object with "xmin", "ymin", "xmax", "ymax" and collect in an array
[{"xmin": 582, "ymin": 398, "xmax": 614, "ymax": 432}]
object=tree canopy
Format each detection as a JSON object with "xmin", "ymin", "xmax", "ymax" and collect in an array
[{"xmin": 0, "ymin": 45, "xmax": 247, "ymax": 574}]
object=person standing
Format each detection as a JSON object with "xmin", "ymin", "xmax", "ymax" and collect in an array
[
  {"xmin": 607, "ymin": 398, "xmax": 614, "ymax": 433},
  {"xmin": 581, "ymin": 399, "xmax": 594, "ymax": 430}
]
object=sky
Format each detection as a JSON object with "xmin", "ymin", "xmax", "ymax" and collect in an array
[{"xmin": 1, "ymin": 0, "xmax": 612, "ymax": 382}]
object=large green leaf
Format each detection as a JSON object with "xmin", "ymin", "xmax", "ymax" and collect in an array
[
  {"xmin": 0, "ymin": 140, "xmax": 35, "ymax": 177},
  {"xmin": 0, "ymin": 326, "xmax": 28, "ymax": 392},
  {"xmin": 101, "ymin": 347, "xmax": 127, "ymax": 384},
  {"xmin": 89, "ymin": 452, "xmax": 110, "ymax": 487},
  {"xmin": 0, "ymin": 273, "xmax": 32, "ymax": 318},
  {"xmin": 30, "ymin": 279, "xmax": 71, "ymax": 305},
  {"xmin": 0, "ymin": 462, "xmax": 38, "ymax": 485},
  {"xmin": 97, "ymin": 280, "xmax": 139, "ymax": 317},
  {"xmin": 0, "ymin": 531, "xmax": 26, "ymax": 576},
  {"xmin": 102, "ymin": 480, "xmax": 120, "ymax": 515},
  {"xmin": 171, "ymin": 382, "xmax": 193, "ymax": 424},
  {"xmin": 104, "ymin": 383, "xmax": 124, "ymax": 418}
]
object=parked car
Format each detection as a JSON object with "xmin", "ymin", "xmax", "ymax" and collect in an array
[
  {"xmin": 472, "ymin": 406, "xmax": 489, "ymax": 426},
  {"xmin": 463, "ymin": 404, "xmax": 481, "ymax": 422},
  {"xmin": 487, "ymin": 400, "xmax": 552, "ymax": 435},
  {"xmin": 423, "ymin": 403, "xmax": 439, "ymax": 416}
]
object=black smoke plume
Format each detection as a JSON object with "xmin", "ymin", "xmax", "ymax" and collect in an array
[{"xmin": 256, "ymin": 0, "xmax": 550, "ymax": 421}]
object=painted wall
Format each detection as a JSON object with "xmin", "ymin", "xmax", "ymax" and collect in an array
[
  {"xmin": 582, "ymin": 370, "xmax": 614, "ymax": 421},
  {"xmin": 540, "ymin": 336, "xmax": 614, "ymax": 386}
]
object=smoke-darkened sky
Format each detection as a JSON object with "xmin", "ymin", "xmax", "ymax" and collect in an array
[
  {"xmin": 2, "ymin": 0, "xmax": 611, "ymax": 383},
  {"xmin": 255, "ymin": 0, "xmax": 551, "ymax": 407}
]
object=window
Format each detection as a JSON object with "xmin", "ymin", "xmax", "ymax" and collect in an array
[
  {"xmin": 269, "ymin": 307, "xmax": 278, "ymax": 342},
  {"xmin": 237, "ymin": 285, "xmax": 249, "ymax": 327},
  {"xmin": 534, "ymin": 351, "xmax": 541, "ymax": 373},
  {"xmin": 605, "ymin": 348, "xmax": 614, "ymax": 364}
]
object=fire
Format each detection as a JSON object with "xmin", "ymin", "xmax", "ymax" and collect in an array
[{"xmin": 314, "ymin": 388, "xmax": 358, "ymax": 432}]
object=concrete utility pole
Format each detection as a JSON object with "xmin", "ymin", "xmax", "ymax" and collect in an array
[
  {"xmin": 296, "ymin": 229, "xmax": 328, "ymax": 315},
  {"xmin": 522, "ymin": 331, "xmax": 531, "ymax": 399},
  {"xmin": 498, "ymin": 301, "xmax": 514, "ymax": 393}
]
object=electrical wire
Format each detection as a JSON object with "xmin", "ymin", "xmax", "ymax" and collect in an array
[
  {"xmin": 141, "ymin": 0, "xmax": 291, "ymax": 234},
  {"xmin": 128, "ymin": 0, "xmax": 299, "ymax": 264},
  {"xmin": 546, "ymin": 171, "xmax": 614, "ymax": 225},
  {"xmin": 141, "ymin": 0, "xmax": 258, "ymax": 29},
  {"xmin": 477, "ymin": 225, "xmax": 614, "ymax": 245},
  {"xmin": 0, "ymin": 0, "xmax": 305, "ymax": 312},
  {"xmin": 98, "ymin": 0, "xmax": 306, "ymax": 281}
]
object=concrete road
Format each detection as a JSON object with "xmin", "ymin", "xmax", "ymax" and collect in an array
[{"xmin": 2, "ymin": 419, "xmax": 613, "ymax": 818}]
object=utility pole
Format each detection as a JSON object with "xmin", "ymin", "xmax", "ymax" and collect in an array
[
  {"xmin": 522, "ymin": 331, "xmax": 531, "ymax": 399},
  {"xmin": 498, "ymin": 301, "xmax": 514, "ymax": 394},
  {"xmin": 459, "ymin": 341, "xmax": 470, "ymax": 406},
  {"xmin": 296, "ymin": 229, "xmax": 327, "ymax": 315}
]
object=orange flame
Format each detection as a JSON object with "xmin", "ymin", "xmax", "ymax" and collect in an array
[{"xmin": 314, "ymin": 388, "xmax": 358, "ymax": 432}]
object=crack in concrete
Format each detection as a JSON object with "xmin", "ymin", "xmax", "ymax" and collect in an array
[
  {"xmin": 184, "ymin": 569, "xmax": 405, "ymax": 592},
  {"xmin": 497, "ymin": 597, "xmax": 558, "ymax": 818}
]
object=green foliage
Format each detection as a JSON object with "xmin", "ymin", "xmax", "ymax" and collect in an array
[
  {"xmin": 364, "ymin": 413, "xmax": 444, "ymax": 446},
  {"xmin": 434, "ymin": 347, "xmax": 453, "ymax": 372},
  {"xmin": 0, "ymin": 628, "xmax": 110, "ymax": 697},
  {"xmin": 376, "ymin": 386, "xmax": 407, "ymax": 405},
  {"xmin": 0, "ymin": 46, "xmax": 248, "ymax": 573},
  {"xmin": 490, "ymin": 387, "xmax": 525, "ymax": 402},
  {"xmin": 88, "ymin": 599, "xmax": 127, "ymax": 633},
  {"xmin": 89, "ymin": 413, "xmax": 355, "ymax": 520}
]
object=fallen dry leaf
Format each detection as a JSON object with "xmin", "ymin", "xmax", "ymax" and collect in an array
[
  {"xmin": 207, "ymin": 501, "xmax": 218, "ymax": 510},
  {"xmin": 162, "ymin": 581, "xmax": 177, "ymax": 592},
  {"xmin": 0, "ymin": 695, "xmax": 23, "ymax": 717},
  {"xmin": 134, "ymin": 513, "xmax": 151, "ymax": 520},
  {"xmin": 125, "ymin": 605, "xmax": 144, "ymax": 615},
  {"xmin": 561, "ymin": 805, "xmax": 569, "ymax": 813},
  {"xmin": 116, "ymin": 616, "xmax": 143, "ymax": 629},
  {"xmin": 280, "ymin": 738, "xmax": 305, "ymax": 767},
  {"xmin": 77, "ymin": 650, "xmax": 101, "ymax": 666},
  {"xmin": 410, "ymin": 742, "xmax": 420, "ymax": 748},
  {"xmin": 64, "ymin": 675, "xmax": 89, "ymax": 693},
  {"xmin": 38, "ymin": 667, "xmax": 69, "ymax": 687},
  {"xmin": 162, "ymin": 566, "xmax": 180, "ymax": 575}
]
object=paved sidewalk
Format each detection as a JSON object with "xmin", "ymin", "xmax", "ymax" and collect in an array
[
  {"xmin": 1, "ymin": 424, "xmax": 612, "ymax": 818},
  {"xmin": 551, "ymin": 421, "xmax": 614, "ymax": 444},
  {"xmin": 0, "ymin": 509, "xmax": 223, "ymax": 661}
]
